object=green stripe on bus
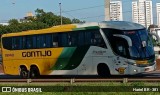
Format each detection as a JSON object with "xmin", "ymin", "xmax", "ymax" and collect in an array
[
  {"xmin": 52, "ymin": 47, "xmax": 76, "ymax": 70},
  {"xmin": 85, "ymin": 26, "xmax": 99, "ymax": 30},
  {"xmin": 73, "ymin": 26, "xmax": 99, "ymax": 31},
  {"xmin": 62, "ymin": 46, "xmax": 90, "ymax": 70},
  {"xmin": 52, "ymin": 46, "xmax": 90, "ymax": 70}
]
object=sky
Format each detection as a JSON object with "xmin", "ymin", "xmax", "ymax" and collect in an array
[{"xmin": 0, "ymin": 0, "xmax": 159, "ymax": 24}]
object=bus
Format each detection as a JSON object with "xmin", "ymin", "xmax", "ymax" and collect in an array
[{"xmin": 1, "ymin": 21, "xmax": 156, "ymax": 78}]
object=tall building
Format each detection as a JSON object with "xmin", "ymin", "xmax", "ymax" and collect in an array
[
  {"xmin": 104, "ymin": 0, "xmax": 122, "ymax": 21},
  {"xmin": 104, "ymin": 0, "xmax": 110, "ymax": 21},
  {"xmin": 132, "ymin": 0, "xmax": 153, "ymax": 28},
  {"xmin": 156, "ymin": 3, "xmax": 160, "ymax": 27},
  {"xmin": 110, "ymin": 0, "xmax": 123, "ymax": 21}
]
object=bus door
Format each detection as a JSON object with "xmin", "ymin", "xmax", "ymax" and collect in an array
[
  {"xmin": 113, "ymin": 35, "xmax": 131, "ymax": 75},
  {"xmin": 113, "ymin": 49, "xmax": 129, "ymax": 75}
]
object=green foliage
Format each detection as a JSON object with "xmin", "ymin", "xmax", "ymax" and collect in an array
[
  {"xmin": 8, "ymin": 19, "xmax": 19, "ymax": 26},
  {"xmin": 0, "ymin": 8, "xmax": 84, "ymax": 35},
  {"xmin": 148, "ymin": 24, "xmax": 158, "ymax": 31},
  {"xmin": 72, "ymin": 18, "xmax": 85, "ymax": 23},
  {"xmin": 130, "ymin": 82, "xmax": 145, "ymax": 86},
  {"xmin": 0, "ymin": 83, "xmax": 159, "ymax": 95}
]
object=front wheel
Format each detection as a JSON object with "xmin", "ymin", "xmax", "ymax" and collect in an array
[{"xmin": 97, "ymin": 64, "xmax": 110, "ymax": 77}]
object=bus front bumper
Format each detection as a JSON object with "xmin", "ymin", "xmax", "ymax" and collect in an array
[{"xmin": 128, "ymin": 62, "xmax": 156, "ymax": 75}]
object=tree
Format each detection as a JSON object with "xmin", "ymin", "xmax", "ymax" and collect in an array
[
  {"xmin": 72, "ymin": 18, "xmax": 85, "ymax": 23},
  {"xmin": 148, "ymin": 24, "xmax": 159, "ymax": 31},
  {"xmin": 0, "ymin": 9, "xmax": 84, "ymax": 34},
  {"xmin": 8, "ymin": 19, "xmax": 19, "ymax": 26},
  {"xmin": 35, "ymin": 9, "xmax": 72, "ymax": 26}
]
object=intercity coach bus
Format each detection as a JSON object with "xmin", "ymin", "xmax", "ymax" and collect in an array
[{"xmin": 1, "ymin": 21, "xmax": 156, "ymax": 78}]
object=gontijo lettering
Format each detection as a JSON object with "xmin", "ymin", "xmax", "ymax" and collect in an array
[{"xmin": 22, "ymin": 50, "xmax": 52, "ymax": 57}]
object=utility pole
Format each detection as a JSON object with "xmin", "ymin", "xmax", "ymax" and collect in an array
[
  {"xmin": 59, "ymin": 3, "xmax": 62, "ymax": 25},
  {"xmin": 104, "ymin": 0, "xmax": 110, "ymax": 21}
]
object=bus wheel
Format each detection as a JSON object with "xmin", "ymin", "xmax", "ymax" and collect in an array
[
  {"xmin": 97, "ymin": 64, "xmax": 110, "ymax": 77},
  {"xmin": 30, "ymin": 66, "xmax": 40, "ymax": 78},
  {"xmin": 20, "ymin": 67, "xmax": 28, "ymax": 79}
]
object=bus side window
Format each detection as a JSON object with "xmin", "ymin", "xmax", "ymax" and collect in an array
[
  {"xmin": 18, "ymin": 37, "xmax": 22, "ymax": 49},
  {"xmin": 26, "ymin": 36, "xmax": 32, "ymax": 49},
  {"xmin": 85, "ymin": 31, "xmax": 91, "ymax": 45},
  {"xmin": 37, "ymin": 35, "xmax": 45, "ymax": 48},
  {"xmin": 22, "ymin": 36, "xmax": 26, "ymax": 49},
  {"xmin": 68, "ymin": 32, "xmax": 77, "ymax": 46},
  {"xmin": 52, "ymin": 34, "xmax": 58, "ymax": 47},
  {"xmin": 32, "ymin": 36, "xmax": 37, "ymax": 49},
  {"xmin": 78, "ymin": 32, "xmax": 85, "ymax": 46},
  {"xmin": 2, "ymin": 37, "xmax": 12, "ymax": 50},
  {"xmin": 12, "ymin": 37, "xmax": 22, "ymax": 50},
  {"xmin": 12, "ymin": 37, "xmax": 16, "ymax": 49},
  {"xmin": 91, "ymin": 31, "xmax": 96, "ymax": 45},
  {"xmin": 59, "ymin": 33, "xmax": 68, "ymax": 47},
  {"xmin": 45, "ymin": 34, "xmax": 52, "ymax": 48},
  {"xmin": 94, "ymin": 31, "xmax": 106, "ymax": 48}
]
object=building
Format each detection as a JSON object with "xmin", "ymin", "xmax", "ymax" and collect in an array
[
  {"xmin": 156, "ymin": 3, "xmax": 160, "ymax": 27},
  {"xmin": 132, "ymin": 0, "xmax": 153, "ymax": 28},
  {"xmin": 20, "ymin": 12, "xmax": 35, "ymax": 22},
  {"xmin": 104, "ymin": 0, "xmax": 110, "ymax": 21},
  {"xmin": 0, "ymin": 22, "xmax": 9, "ymax": 26},
  {"xmin": 104, "ymin": 0, "xmax": 123, "ymax": 21},
  {"xmin": 110, "ymin": 0, "xmax": 123, "ymax": 21}
]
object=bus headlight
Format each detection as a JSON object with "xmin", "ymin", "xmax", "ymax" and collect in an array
[
  {"xmin": 133, "ymin": 64, "xmax": 137, "ymax": 66},
  {"xmin": 134, "ymin": 69, "xmax": 138, "ymax": 72}
]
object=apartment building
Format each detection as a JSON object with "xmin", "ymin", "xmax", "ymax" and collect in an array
[{"xmin": 132, "ymin": 0, "xmax": 153, "ymax": 28}]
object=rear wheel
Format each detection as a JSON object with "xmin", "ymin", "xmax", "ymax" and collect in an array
[
  {"xmin": 30, "ymin": 66, "xmax": 40, "ymax": 78},
  {"xmin": 20, "ymin": 67, "xmax": 28, "ymax": 79},
  {"xmin": 97, "ymin": 64, "xmax": 110, "ymax": 77}
]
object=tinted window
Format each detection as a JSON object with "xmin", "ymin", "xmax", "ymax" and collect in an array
[
  {"xmin": 37, "ymin": 35, "xmax": 45, "ymax": 48},
  {"xmin": 32, "ymin": 36, "xmax": 37, "ymax": 48},
  {"xmin": 12, "ymin": 37, "xmax": 22, "ymax": 50},
  {"xmin": 26, "ymin": 36, "xmax": 32, "ymax": 49},
  {"xmin": 52, "ymin": 34, "xmax": 58, "ymax": 47},
  {"xmin": 22, "ymin": 37, "xmax": 26, "ymax": 49},
  {"xmin": 2, "ymin": 37, "xmax": 12, "ymax": 50},
  {"xmin": 68, "ymin": 32, "xmax": 77, "ymax": 46},
  {"xmin": 2, "ymin": 29, "xmax": 105, "ymax": 50},
  {"xmin": 45, "ymin": 34, "xmax": 52, "ymax": 48},
  {"xmin": 59, "ymin": 33, "xmax": 68, "ymax": 47},
  {"xmin": 78, "ymin": 32, "xmax": 84, "ymax": 46}
]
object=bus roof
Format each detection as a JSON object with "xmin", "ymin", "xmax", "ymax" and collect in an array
[
  {"xmin": 2, "ymin": 21, "xmax": 145, "ymax": 37},
  {"xmin": 99, "ymin": 21, "xmax": 145, "ymax": 30}
]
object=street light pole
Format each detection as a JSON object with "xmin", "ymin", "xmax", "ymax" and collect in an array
[{"xmin": 59, "ymin": 3, "xmax": 62, "ymax": 25}]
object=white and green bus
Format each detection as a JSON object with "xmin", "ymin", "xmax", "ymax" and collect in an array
[{"xmin": 1, "ymin": 21, "xmax": 156, "ymax": 78}]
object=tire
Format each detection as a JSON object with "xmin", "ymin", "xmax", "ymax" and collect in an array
[
  {"xmin": 30, "ymin": 66, "xmax": 40, "ymax": 78},
  {"xmin": 97, "ymin": 64, "xmax": 110, "ymax": 77},
  {"xmin": 20, "ymin": 67, "xmax": 28, "ymax": 79}
]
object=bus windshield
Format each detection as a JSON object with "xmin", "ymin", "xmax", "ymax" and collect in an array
[
  {"xmin": 123, "ymin": 29, "xmax": 155, "ymax": 60},
  {"xmin": 102, "ymin": 28, "xmax": 155, "ymax": 60}
]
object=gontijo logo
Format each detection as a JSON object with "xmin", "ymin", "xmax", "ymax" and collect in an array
[{"xmin": 1, "ymin": 87, "xmax": 42, "ymax": 92}]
